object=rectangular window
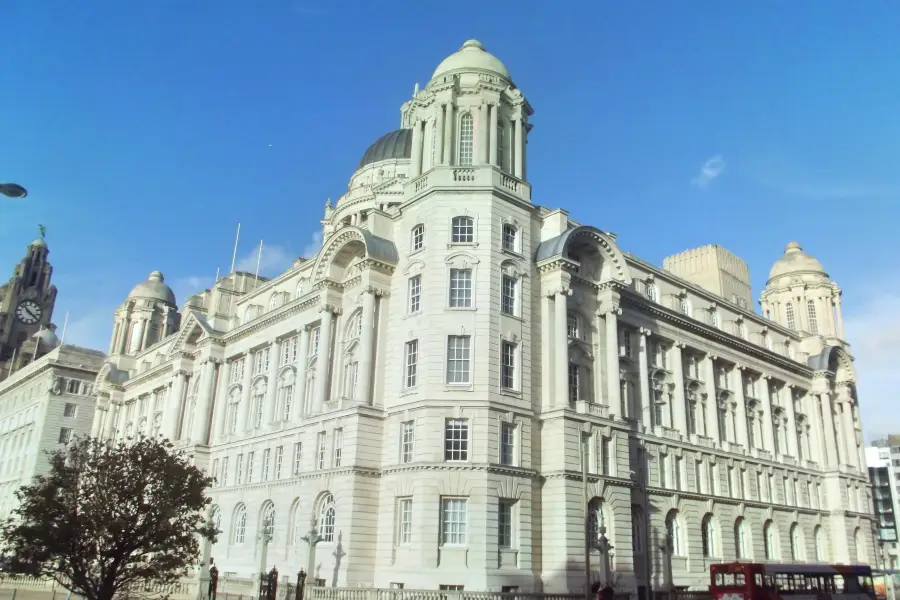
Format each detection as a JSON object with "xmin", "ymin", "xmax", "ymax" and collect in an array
[
  {"xmin": 292, "ymin": 443, "xmax": 302, "ymax": 475},
  {"xmin": 247, "ymin": 451, "xmax": 255, "ymax": 483},
  {"xmin": 412, "ymin": 224, "xmax": 425, "ymax": 252},
  {"xmin": 728, "ymin": 467, "xmax": 736, "ymax": 497},
  {"xmin": 742, "ymin": 468, "xmax": 749, "ymax": 500},
  {"xmin": 500, "ymin": 341, "xmax": 516, "ymax": 390},
  {"xmin": 262, "ymin": 449, "xmax": 271, "ymax": 481},
  {"xmin": 695, "ymin": 459, "xmax": 704, "ymax": 493},
  {"xmin": 659, "ymin": 453, "xmax": 668, "ymax": 488},
  {"xmin": 230, "ymin": 358, "xmax": 245, "ymax": 383},
  {"xmin": 451, "ymin": 217, "xmax": 474, "ymax": 243},
  {"xmin": 600, "ymin": 436, "xmax": 612, "ymax": 475},
  {"xmin": 254, "ymin": 348, "xmax": 270, "ymax": 375},
  {"xmin": 500, "ymin": 422, "xmax": 515, "ymax": 466},
  {"xmin": 444, "ymin": 418, "xmax": 469, "ymax": 462},
  {"xmin": 400, "ymin": 421, "xmax": 415, "ymax": 464},
  {"xmin": 620, "ymin": 330, "xmax": 632, "ymax": 358},
  {"xmin": 63, "ymin": 403, "xmax": 77, "ymax": 418},
  {"xmin": 333, "ymin": 428, "xmax": 343, "ymax": 467},
  {"xmin": 253, "ymin": 394, "xmax": 265, "ymax": 428},
  {"xmin": 212, "ymin": 459, "xmax": 220, "ymax": 486},
  {"xmin": 236, "ymin": 453, "xmax": 244, "ymax": 484},
  {"xmin": 58, "ymin": 427, "xmax": 72, "ymax": 444},
  {"xmin": 449, "ymin": 269, "xmax": 473, "ymax": 308},
  {"xmin": 808, "ymin": 481, "xmax": 815, "ymax": 509},
  {"xmin": 281, "ymin": 385, "xmax": 294, "ymax": 421},
  {"xmin": 756, "ymin": 472, "xmax": 763, "ymax": 501},
  {"xmin": 274, "ymin": 446, "xmax": 284, "ymax": 480},
  {"xmin": 501, "ymin": 275, "xmax": 516, "ymax": 315},
  {"xmin": 709, "ymin": 462, "xmax": 718, "ymax": 495},
  {"xmin": 221, "ymin": 457, "xmax": 229, "ymax": 487},
  {"xmin": 281, "ymin": 336, "xmax": 299, "ymax": 365},
  {"xmin": 440, "ymin": 498, "xmax": 467, "ymax": 545},
  {"xmin": 405, "ymin": 340, "xmax": 418, "ymax": 388},
  {"xmin": 446, "ymin": 336, "xmax": 471, "ymax": 384},
  {"xmin": 675, "ymin": 456, "xmax": 684, "ymax": 491},
  {"xmin": 498, "ymin": 499, "xmax": 515, "ymax": 548},
  {"xmin": 398, "ymin": 498, "xmax": 413, "ymax": 545},
  {"xmin": 317, "ymin": 432, "xmax": 326, "ymax": 470},
  {"xmin": 408, "ymin": 276, "xmax": 421, "ymax": 314},
  {"xmin": 568, "ymin": 363, "xmax": 579, "ymax": 403},
  {"xmin": 311, "ymin": 327, "xmax": 321, "ymax": 355},
  {"xmin": 502, "ymin": 224, "xmax": 517, "ymax": 252}
]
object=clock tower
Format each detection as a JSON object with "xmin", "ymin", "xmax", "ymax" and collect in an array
[{"xmin": 0, "ymin": 228, "xmax": 58, "ymax": 378}]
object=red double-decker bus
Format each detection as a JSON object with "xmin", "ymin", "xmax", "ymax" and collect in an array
[{"xmin": 710, "ymin": 562, "xmax": 876, "ymax": 600}]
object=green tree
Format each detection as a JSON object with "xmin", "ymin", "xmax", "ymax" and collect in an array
[{"xmin": 1, "ymin": 436, "xmax": 218, "ymax": 600}]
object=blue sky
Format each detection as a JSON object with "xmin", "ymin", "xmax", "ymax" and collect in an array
[{"xmin": 2, "ymin": 1, "xmax": 898, "ymax": 437}]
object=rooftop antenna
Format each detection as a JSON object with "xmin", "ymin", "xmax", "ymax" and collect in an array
[
  {"xmin": 413, "ymin": 82, "xmax": 419, "ymax": 96},
  {"xmin": 215, "ymin": 267, "xmax": 220, "ymax": 283},
  {"xmin": 32, "ymin": 326, "xmax": 42, "ymax": 361},
  {"xmin": 229, "ymin": 223, "xmax": 241, "ymax": 274},
  {"xmin": 60, "ymin": 312, "xmax": 69, "ymax": 345},
  {"xmin": 9, "ymin": 347, "xmax": 17, "ymax": 376}
]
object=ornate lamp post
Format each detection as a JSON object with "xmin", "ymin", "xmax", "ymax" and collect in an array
[
  {"xmin": 257, "ymin": 519, "xmax": 274, "ymax": 600},
  {"xmin": 300, "ymin": 517, "xmax": 323, "ymax": 585},
  {"xmin": 0, "ymin": 183, "xmax": 27, "ymax": 198}
]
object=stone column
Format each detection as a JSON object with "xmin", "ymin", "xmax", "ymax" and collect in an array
[
  {"xmin": 410, "ymin": 119, "xmax": 423, "ymax": 178},
  {"xmin": 295, "ymin": 326, "xmax": 311, "ymax": 419},
  {"xmin": 164, "ymin": 370, "xmax": 187, "ymax": 441},
  {"xmin": 671, "ymin": 343, "xmax": 687, "ymax": 434},
  {"xmin": 834, "ymin": 293, "xmax": 845, "ymax": 339},
  {"xmin": 104, "ymin": 402, "xmax": 120, "ymax": 439},
  {"xmin": 443, "ymin": 103, "xmax": 454, "ymax": 165},
  {"xmin": 732, "ymin": 366, "xmax": 749, "ymax": 450},
  {"xmin": 806, "ymin": 394, "xmax": 823, "ymax": 465},
  {"xmin": 833, "ymin": 400, "xmax": 847, "ymax": 466},
  {"xmin": 553, "ymin": 288, "xmax": 571, "ymax": 407},
  {"xmin": 761, "ymin": 378, "xmax": 775, "ymax": 453},
  {"xmin": 263, "ymin": 344, "xmax": 279, "ymax": 425},
  {"xmin": 237, "ymin": 355, "xmax": 253, "ymax": 433},
  {"xmin": 480, "ymin": 103, "xmax": 490, "ymax": 164},
  {"xmin": 314, "ymin": 306, "xmax": 336, "ymax": 412},
  {"xmin": 192, "ymin": 359, "xmax": 219, "ymax": 445},
  {"xmin": 140, "ymin": 317, "xmax": 151, "ymax": 350},
  {"xmin": 819, "ymin": 393, "xmax": 838, "ymax": 468},
  {"xmin": 637, "ymin": 329, "xmax": 651, "ymax": 430},
  {"xmin": 604, "ymin": 306, "xmax": 622, "ymax": 417},
  {"xmin": 358, "ymin": 287, "xmax": 379, "ymax": 405},
  {"xmin": 592, "ymin": 311, "xmax": 604, "ymax": 407},
  {"xmin": 489, "ymin": 102, "xmax": 498, "ymax": 166},
  {"xmin": 798, "ymin": 293, "xmax": 810, "ymax": 333},
  {"xmin": 211, "ymin": 362, "xmax": 231, "ymax": 442},
  {"xmin": 783, "ymin": 386, "xmax": 798, "ymax": 457},
  {"xmin": 839, "ymin": 398, "xmax": 858, "ymax": 469},
  {"xmin": 109, "ymin": 323, "xmax": 120, "ymax": 355},
  {"xmin": 702, "ymin": 355, "xmax": 719, "ymax": 442},
  {"xmin": 514, "ymin": 116, "xmax": 524, "ymax": 177},
  {"xmin": 435, "ymin": 104, "xmax": 445, "ymax": 165},
  {"xmin": 90, "ymin": 407, "xmax": 104, "ymax": 438}
]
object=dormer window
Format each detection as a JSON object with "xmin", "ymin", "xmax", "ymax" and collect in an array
[
  {"xmin": 502, "ymin": 224, "xmax": 518, "ymax": 253},
  {"xmin": 269, "ymin": 294, "xmax": 280, "ymax": 311},
  {"xmin": 679, "ymin": 296, "xmax": 691, "ymax": 316},
  {"xmin": 411, "ymin": 224, "xmax": 425, "ymax": 252},
  {"xmin": 646, "ymin": 283, "xmax": 658, "ymax": 302},
  {"xmin": 451, "ymin": 216, "xmax": 474, "ymax": 244}
]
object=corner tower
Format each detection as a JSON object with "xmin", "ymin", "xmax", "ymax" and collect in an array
[
  {"xmin": 109, "ymin": 271, "xmax": 181, "ymax": 356},
  {"xmin": 760, "ymin": 242, "xmax": 844, "ymax": 341}
]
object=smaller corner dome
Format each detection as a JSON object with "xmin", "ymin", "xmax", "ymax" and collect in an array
[
  {"xmin": 357, "ymin": 128, "xmax": 413, "ymax": 170},
  {"xmin": 128, "ymin": 270, "xmax": 177, "ymax": 305},
  {"xmin": 767, "ymin": 241, "xmax": 827, "ymax": 282},
  {"xmin": 33, "ymin": 327, "xmax": 60, "ymax": 348},
  {"xmin": 431, "ymin": 39, "xmax": 511, "ymax": 82}
]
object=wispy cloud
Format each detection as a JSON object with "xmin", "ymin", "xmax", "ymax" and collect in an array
[
  {"xmin": 300, "ymin": 230, "xmax": 323, "ymax": 259},
  {"xmin": 235, "ymin": 244, "xmax": 296, "ymax": 277},
  {"xmin": 63, "ymin": 308, "xmax": 114, "ymax": 353},
  {"xmin": 691, "ymin": 155, "xmax": 726, "ymax": 188},
  {"xmin": 844, "ymin": 287, "xmax": 900, "ymax": 441}
]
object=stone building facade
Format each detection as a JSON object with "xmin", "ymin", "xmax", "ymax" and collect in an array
[{"xmin": 89, "ymin": 40, "xmax": 874, "ymax": 593}]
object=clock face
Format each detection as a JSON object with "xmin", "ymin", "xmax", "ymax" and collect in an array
[{"xmin": 16, "ymin": 300, "xmax": 42, "ymax": 325}]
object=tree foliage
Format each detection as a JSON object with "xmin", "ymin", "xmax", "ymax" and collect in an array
[{"xmin": 0, "ymin": 436, "xmax": 218, "ymax": 600}]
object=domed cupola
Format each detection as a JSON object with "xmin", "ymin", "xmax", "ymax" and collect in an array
[
  {"xmin": 109, "ymin": 271, "xmax": 181, "ymax": 356},
  {"xmin": 430, "ymin": 39, "xmax": 512, "ymax": 85},
  {"xmin": 357, "ymin": 129, "xmax": 413, "ymax": 171},
  {"xmin": 760, "ymin": 242, "xmax": 844, "ymax": 340}
]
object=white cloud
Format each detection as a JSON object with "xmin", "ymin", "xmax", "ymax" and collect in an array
[
  {"xmin": 62, "ymin": 308, "xmax": 114, "ymax": 353},
  {"xmin": 691, "ymin": 155, "xmax": 726, "ymax": 188},
  {"xmin": 843, "ymin": 290, "xmax": 900, "ymax": 441},
  {"xmin": 300, "ymin": 230, "xmax": 323, "ymax": 259},
  {"xmin": 235, "ymin": 244, "xmax": 296, "ymax": 277}
]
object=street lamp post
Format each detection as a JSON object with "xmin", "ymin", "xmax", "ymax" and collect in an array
[
  {"xmin": 300, "ymin": 517, "xmax": 323, "ymax": 585},
  {"xmin": 257, "ymin": 520, "xmax": 274, "ymax": 600},
  {"xmin": 0, "ymin": 183, "xmax": 27, "ymax": 198}
]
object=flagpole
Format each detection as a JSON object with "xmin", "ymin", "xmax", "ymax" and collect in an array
[
  {"xmin": 230, "ymin": 223, "xmax": 241, "ymax": 274},
  {"xmin": 215, "ymin": 267, "xmax": 220, "ymax": 283},
  {"xmin": 32, "ymin": 328, "xmax": 41, "ymax": 361},
  {"xmin": 60, "ymin": 312, "xmax": 69, "ymax": 345},
  {"xmin": 255, "ymin": 240, "xmax": 263, "ymax": 281}
]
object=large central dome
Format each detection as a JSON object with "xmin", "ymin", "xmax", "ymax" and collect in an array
[{"xmin": 431, "ymin": 39, "xmax": 511, "ymax": 82}]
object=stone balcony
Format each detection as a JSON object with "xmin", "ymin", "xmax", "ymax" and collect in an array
[{"xmin": 406, "ymin": 165, "xmax": 532, "ymax": 204}]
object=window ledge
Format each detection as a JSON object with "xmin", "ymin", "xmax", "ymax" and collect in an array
[
  {"xmin": 500, "ymin": 389, "xmax": 522, "ymax": 398},
  {"xmin": 399, "ymin": 386, "xmax": 418, "ymax": 397},
  {"xmin": 446, "ymin": 242, "xmax": 479, "ymax": 249},
  {"xmin": 447, "ymin": 306, "xmax": 477, "ymax": 312},
  {"xmin": 444, "ymin": 384, "xmax": 474, "ymax": 392},
  {"xmin": 409, "ymin": 248, "xmax": 425, "ymax": 258},
  {"xmin": 501, "ymin": 248, "xmax": 524, "ymax": 259}
]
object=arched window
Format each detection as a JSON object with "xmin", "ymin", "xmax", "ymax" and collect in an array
[
  {"xmin": 790, "ymin": 523, "xmax": 804, "ymax": 561},
  {"xmin": 587, "ymin": 498, "xmax": 605, "ymax": 549},
  {"xmin": 152, "ymin": 413, "xmax": 162, "ymax": 437},
  {"xmin": 764, "ymin": 519, "xmax": 778, "ymax": 560},
  {"xmin": 451, "ymin": 216, "xmax": 475, "ymax": 244},
  {"xmin": 735, "ymin": 517, "xmax": 749, "ymax": 559},
  {"xmin": 232, "ymin": 504, "xmax": 247, "ymax": 544},
  {"xmin": 701, "ymin": 513, "xmax": 716, "ymax": 557},
  {"xmin": 319, "ymin": 494, "xmax": 336, "ymax": 543},
  {"xmin": 855, "ymin": 527, "xmax": 866, "ymax": 563},
  {"xmin": 807, "ymin": 299, "xmax": 818, "ymax": 334},
  {"xmin": 814, "ymin": 525, "xmax": 827, "ymax": 562},
  {"xmin": 269, "ymin": 294, "xmax": 280, "ymax": 311},
  {"xmin": 411, "ymin": 224, "xmax": 425, "ymax": 252},
  {"xmin": 296, "ymin": 279, "xmax": 307, "ymax": 299},
  {"xmin": 210, "ymin": 506, "xmax": 222, "ymax": 536},
  {"xmin": 646, "ymin": 284, "xmax": 658, "ymax": 302},
  {"xmin": 458, "ymin": 113, "xmax": 474, "ymax": 166},
  {"xmin": 786, "ymin": 302, "xmax": 796, "ymax": 330},
  {"xmin": 665, "ymin": 509, "xmax": 683, "ymax": 555},
  {"xmin": 260, "ymin": 502, "xmax": 275, "ymax": 540},
  {"xmin": 243, "ymin": 305, "xmax": 255, "ymax": 324},
  {"xmin": 346, "ymin": 311, "xmax": 361, "ymax": 340}
]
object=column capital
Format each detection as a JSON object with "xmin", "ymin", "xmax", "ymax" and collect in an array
[
  {"xmin": 597, "ymin": 306, "xmax": 621, "ymax": 317},
  {"xmin": 705, "ymin": 353, "xmax": 718, "ymax": 362},
  {"xmin": 320, "ymin": 303, "xmax": 342, "ymax": 316},
  {"xmin": 362, "ymin": 285, "xmax": 387, "ymax": 297},
  {"xmin": 546, "ymin": 285, "xmax": 572, "ymax": 298},
  {"xmin": 638, "ymin": 327, "xmax": 652, "ymax": 337},
  {"xmin": 175, "ymin": 369, "xmax": 188, "ymax": 377},
  {"xmin": 303, "ymin": 323, "xmax": 316, "ymax": 332},
  {"xmin": 673, "ymin": 341, "xmax": 687, "ymax": 350}
]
